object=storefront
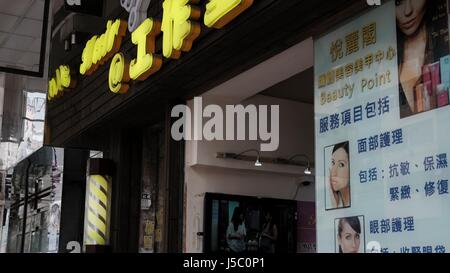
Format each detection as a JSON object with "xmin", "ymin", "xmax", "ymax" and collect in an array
[
  {"xmin": 182, "ymin": 39, "xmax": 318, "ymax": 253},
  {"xmin": 44, "ymin": 0, "xmax": 381, "ymax": 254},
  {"xmin": 183, "ymin": 0, "xmax": 450, "ymax": 254},
  {"xmin": 46, "ymin": 0, "xmax": 285, "ymax": 252},
  {"xmin": 0, "ymin": 0, "xmax": 447, "ymax": 256},
  {"xmin": 47, "ymin": 0, "xmax": 192, "ymax": 253},
  {"xmin": 180, "ymin": 1, "xmax": 372, "ymax": 254}
]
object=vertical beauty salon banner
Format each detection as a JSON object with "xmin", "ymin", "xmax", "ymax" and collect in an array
[{"xmin": 315, "ymin": 0, "xmax": 450, "ymax": 253}]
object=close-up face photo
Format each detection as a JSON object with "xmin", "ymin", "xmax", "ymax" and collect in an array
[
  {"xmin": 396, "ymin": 0, "xmax": 427, "ymax": 36},
  {"xmin": 330, "ymin": 148, "xmax": 350, "ymax": 192},
  {"xmin": 337, "ymin": 217, "xmax": 362, "ymax": 254}
]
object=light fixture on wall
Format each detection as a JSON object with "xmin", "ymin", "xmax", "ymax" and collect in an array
[
  {"xmin": 64, "ymin": 39, "xmax": 71, "ymax": 51},
  {"xmin": 255, "ymin": 158, "xmax": 263, "ymax": 167},
  {"xmin": 233, "ymin": 149, "xmax": 263, "ymax": 167},
  {"xmin": 288, "ymin": 154, "xmax": 312, "ymax": 175},
  {"xmin": 216, "ymin": 151, "xmax": 314, "ymax": 172},
  {"xmin": 71, "ymin": 32, "xmax": 77, "ymax": 45}
]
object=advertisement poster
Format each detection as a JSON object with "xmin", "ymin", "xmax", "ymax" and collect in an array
[
  {"xmin": 315, "ymin": 0, "xmax": 450, "ymax": 253},
  {"xmin": 17, "ymin": 91, "xmax": 46, "ymax": 163},
  {"xmin": 48, "ymin": 201, "xmax": 61, "ymax": 253}
]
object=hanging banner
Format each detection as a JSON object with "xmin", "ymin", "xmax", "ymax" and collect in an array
[{"xmin": 315, "ymin": 0, "xmax": 450, "ymax": 253}]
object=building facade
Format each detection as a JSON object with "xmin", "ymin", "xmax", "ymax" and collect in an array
[
  {"xmin": 42, "ymin": 0, "xmax": 370, "ymax": 253},
  {"xmin": 8, "ymin": 0, "xmax": 444, "ymax": 254}
]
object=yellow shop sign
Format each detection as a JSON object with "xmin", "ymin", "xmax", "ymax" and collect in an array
[
  {"xmin": 49, "ymin": 0, "xmax": 254, "ymax": 100},
  {"xmin": 80, "ymin": 19, "xmax": 128, "ymax": 76},
  {"xmin": 48, "ymin": 65, "xmax": 76, "ymax": 101}
]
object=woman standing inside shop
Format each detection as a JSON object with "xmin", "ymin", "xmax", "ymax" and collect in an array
[
  {"xmin": 396, "ymin": 0, "xmax": 446, "ymax": 117},
  {"xmin": 226, "ymin": 207, "xmax": 247, "ymax": 253},
  {"xmin": 259, "ymin": 210, "xmax": 278, "ymax": 253},
  {"xmin": 337, "ymin": 217, "xmax": 362, "ymax": 253}
]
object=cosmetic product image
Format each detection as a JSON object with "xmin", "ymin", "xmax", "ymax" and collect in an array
[
  {"xmin": 430, "ymin": 62, "xmax": 441, "ymax": 109},
  {"xmin": 415, "ymin": 84, "xmax": 425, "ymax": 113},
  {"xmin": 423, "ymin": 81, "xmax": 433, "ymax": 111},
  {"xmin": 437, "ymin": 84, "xmax": 449, "ymax": 107},
  {"xmin": 423, "ymin": 64, "xmax": 431, "ymax": 83},
  {"xmin": 440, "ymin": 55, "xmax": 450, "ymax": 88}
]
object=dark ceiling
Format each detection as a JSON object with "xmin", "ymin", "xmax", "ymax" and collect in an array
[{"xmin": 262, "ymin": 67, "xmax": 314, "ymax": 105}]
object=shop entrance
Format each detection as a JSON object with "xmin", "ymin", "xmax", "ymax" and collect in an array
[
  {"xmin": 138, "ymin": 118, "xmax": 185, "ymax": 253},
  {"xmin": 184, "ymin": 39, "xmax": 317, "ymax": 253}
]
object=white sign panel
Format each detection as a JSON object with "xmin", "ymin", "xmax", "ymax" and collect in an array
[{"xmin": 315, "ymin": 0, "xmax": 450, "ymax": 253}]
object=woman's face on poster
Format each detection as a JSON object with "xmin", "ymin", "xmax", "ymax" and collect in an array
[
  {"xmin": 338, "ymin": 220, "xmax": 361, "ymax": 253},
  {"xmin": 330, "ymin": 148, "xmax": 350, "ymax": 192},
  {"xmin": 396, "ymin": 0, "xmax": 427, "ymax": 36}
]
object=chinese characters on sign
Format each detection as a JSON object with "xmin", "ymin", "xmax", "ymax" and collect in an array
[
  {"xmin": 315, "ymin": 0, "xmax": 450, "ymax": 253},
  {"xmin": 319, "ymin": 96, "xmax": 390, "ymax": 134}
]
